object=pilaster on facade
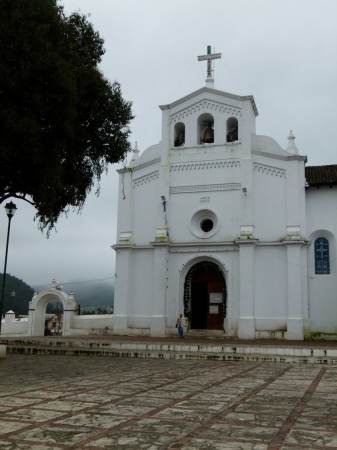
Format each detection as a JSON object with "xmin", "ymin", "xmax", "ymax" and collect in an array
[
  {"xmin": 285, "ymin": 241, "xmax": 305, "ymax": 340},
  {"xmin": 239, "ymin": 158, "xmax": 254, "ymax": 232},
  {"xmin": 113, "ymin": 248, "xmax": 132, "ymax": 335},
  {"xmin": 151, "ymin": 245, "xmax": 168, "ymax": 337},
  {"xmin": 238, "ymin": 240, "xmax": 257, "ymax": 339}
]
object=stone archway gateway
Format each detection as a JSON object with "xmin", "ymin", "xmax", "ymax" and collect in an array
[
  {"xmin": 184, "ymin": 261, "xmax": 226, "ymax": 330},
  {"xmin": 27, "ymin": 279, "xmax": 77, "ymax": 336}
]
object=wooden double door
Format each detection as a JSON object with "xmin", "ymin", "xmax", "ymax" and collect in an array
[{"xmin": 190, "ymin": 264, "xmax": 224, "ymax": 330}]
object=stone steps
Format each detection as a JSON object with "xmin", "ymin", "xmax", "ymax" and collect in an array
[
  {"xmin": 185, "ymin": 329, "xmax": 234, "ymax": 339},
  {"xmin": 4, "ymin": 338, "xmax": 337, "ymax": 364}
]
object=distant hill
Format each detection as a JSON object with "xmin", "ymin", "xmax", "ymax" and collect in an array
[
  {"xmin": 0, "ymin": 275, "xmax": 114, "ymax": 316},
  {"xmin": 0, "ymin": 273, "xmax": 34, "ymax": 315},
  {"xmin": 61, "ymin": 281, "xmax": 114, "ymax": 308},
  {"xmin": 33, "ymin": 280, "xmax": 114, "ymax": 309}
]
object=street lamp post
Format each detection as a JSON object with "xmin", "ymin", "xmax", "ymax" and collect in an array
[
  {"xmin": 11, "ymin": 291, "xmax": 16, "ymax": 313},
  {"xmin": 0, "ymin": 201, "xmax": 17, "ymax": 335}
]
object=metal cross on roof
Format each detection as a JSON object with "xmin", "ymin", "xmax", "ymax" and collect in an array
[{"xmin": 198, "ymin": 46, "xmax": 221, "ymax": 79}]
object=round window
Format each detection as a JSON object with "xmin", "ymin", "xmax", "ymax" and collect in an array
[
  {"xmin": 190, "ymin": 209, "xmax": 219, "ymax": 239},
  {"xmin": 201, "ymin": 219, "xmax": 213, "ymax": 232}
]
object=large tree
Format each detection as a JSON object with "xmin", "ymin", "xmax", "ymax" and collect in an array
[{"xmin": 0, "ymin": 0, "xmax": 133, "ymax": 232}]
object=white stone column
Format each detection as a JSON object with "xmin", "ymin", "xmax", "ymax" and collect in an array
[
  {"xmin": 286, "ymin": 242, "xmax": 304, "ymax": 340},
  {"xmin": 151, "ymin": 244, "xmax": 168, "ymax": 337},
  {"xmin": 113, "ymin": 248, "xmax": 132, "ymax": 335},
  {"xmin": 62, "ymin": 294, "xmax": 77, "ymax": 337},
  {"xmin": 116, "ymin": 169, "xmax": 133, "ymax": 245},
  {"xmin": 240, "ymin": 158, "xmax": 253, "ymax": 229},
  {"xmin": 238, "ymin": 241, "xmax": 256, "ymax": 339}
]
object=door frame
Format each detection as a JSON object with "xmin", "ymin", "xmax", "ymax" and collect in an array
[{"xmin": 183, "ymin": 260, "xmax": 227, "ymax": 330}]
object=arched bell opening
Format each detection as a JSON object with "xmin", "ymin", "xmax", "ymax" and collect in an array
[
  {"xmin": 226, "ymin": 117, "xmax": 238, "ymax": 142},
  {"xmin": 198, "ymin": 113, "xmax": 214, "ymax": 144},
  {"xmin": 174, "ymin": 122, "xmax": 185, "ymax": 147},
  {"xmin": 184, "ymin": 261, "xmax": 226, "ymax": 330}
]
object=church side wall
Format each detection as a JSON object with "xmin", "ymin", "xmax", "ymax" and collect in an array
[
  {"xmin": 132, "ymin": 175, "xmax": 160, "ymax": 244},
  {"xmin": 169, "ymin": 189, "xmax": 241, "ymax": 243},
  {"xmin": 116, "ymin": 171, "xmax": 132, "ymax": 241},
  {"xmin": 168, "ymin": 158, "xmax": 241, "ymax": 243},
  {"xmin": 227, "ymin": 250, "xmax": 240, "ymax": 333},
  {"xmin": 128, "ymin": 249, "xmax": 155, "ymax": 329},
  {"xmin": 253, "ymin": 167, "xmax": 287, "ymax": 241},
  {"xmin": 253, "ymin": 246, "xmax": 288, "ymax": 331},
  {"xmin": 306, "ymin": 186, "xmax": 337, "ymax": 335}
]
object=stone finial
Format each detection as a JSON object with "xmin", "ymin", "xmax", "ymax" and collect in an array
[
  {"xmin": 131, "ymin": 141, "xmax": 140, "ymax": 161},
  {"xmin": 51, "ymin": 279, "xmax": 57, "ymax": 289},
  {"xmin": 205, "ymin": 78, "xmax": 215, "ymax": 89},
  {"xmin": 286, "ymin": 130, "xmax": 298, "ymax": 154}
]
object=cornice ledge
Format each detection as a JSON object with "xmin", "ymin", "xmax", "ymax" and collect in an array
[
  {"xmin": 168, "ymin": 241, "xmax": 237, "ymax": 248},
  {"xmin": 257, "ymin": 241, "xmax": 286, "ymax": 246},
  {"xmin": 116, "ymin": 167, "xmax": 132, "ymax": 174},
  {"xmin": 252, "ymin": 150, "xmax": 307, "ymax": 163},
  {"xmin": 149, "ymin": 242, "xmax": 170, "ymax": 248},
  {"xmin": 283, "ymin": 240, "xmax": 310, "ymax": 246},
  {"xmin": 132, "ymin": 157, "xmax": 161, "ymax": 172},
  {"xmin": 117, "ymin": 158, "xmax": 161, "ymax": 174},
  {"xmin": 112, "ymin": 244, "xmax": 155, "ymax": 250},
  {"xmin": 234, "ymin": 239, "xmax": 259, "ymax": 245},
  {"xmin": 160, "ymin": 87, "xmax": 258, "ymax": 116}
]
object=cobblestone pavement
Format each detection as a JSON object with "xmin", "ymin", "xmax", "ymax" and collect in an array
[{"xmin": 0, "ymin": 355, "xmax": 336, "ymax": 449}]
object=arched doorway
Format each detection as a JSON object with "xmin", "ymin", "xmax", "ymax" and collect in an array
[
  {"xmin": 27, "ymin": 280, "xmax": 77, "ymax": 336},
  {"xmin": 45, "ymin": 299, "xmax": 64, "ymax": 336},
  {"xmin": 184, "ymin": 261, "xmax": 226, "ymax": 330}
]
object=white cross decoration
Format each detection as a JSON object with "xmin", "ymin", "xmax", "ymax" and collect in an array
[{"xmin": 198, "ymin": 46, "xmax": 221, "ymax": 79}]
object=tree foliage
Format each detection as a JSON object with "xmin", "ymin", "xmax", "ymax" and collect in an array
[
  {"xmin": 0, "ymin": 0, "xmax": 133, "ymax": 232},
  {"xmin": 0, "ymin": 273, "xmax": 34, "ymax": 315}
]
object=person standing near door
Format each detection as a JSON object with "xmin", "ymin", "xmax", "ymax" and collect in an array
[{"xmin": 176, "ymin": 314, "xmax": 186, "ymax": 338}]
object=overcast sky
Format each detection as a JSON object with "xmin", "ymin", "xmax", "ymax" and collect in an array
[{"xmin": 1, "ymin": 0, "xmax": 336, "ymax": 294}]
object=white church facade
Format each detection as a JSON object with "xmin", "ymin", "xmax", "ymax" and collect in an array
[{"xmin": 112, "ymin": 50, "xmax": 337, "ymax": 341}]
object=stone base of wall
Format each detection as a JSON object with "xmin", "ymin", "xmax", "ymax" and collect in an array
[{"xmin": 0, "ymin": 344, "xmax": 7, "ymax": 358}]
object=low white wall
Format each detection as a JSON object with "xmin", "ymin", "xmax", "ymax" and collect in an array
[
  {"xmin": 1, "ymin": 318, "xmax": 28, "ymax": 336},
  {"xmin": 70, "ymin": 315, "xmax": 114, "ymax": 335}
]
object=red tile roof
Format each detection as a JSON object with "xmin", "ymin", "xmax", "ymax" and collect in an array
[{"xmin": 305, "ymin": 165, "xmax": 337, "ymax": 186}]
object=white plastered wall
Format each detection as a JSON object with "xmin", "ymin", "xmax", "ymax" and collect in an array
[{"xmin": 306, "ymin": 186, "xmax": 337, "ymax": 334}]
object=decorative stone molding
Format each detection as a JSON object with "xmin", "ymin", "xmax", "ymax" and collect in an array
[
  {"xmin": 170, "ymin": 101, "xmax": 242, "ymax": 123},
  {"xmin": 133, "ymin": 171, "xmax": 159, "ymax": 188},
  {"xmin": 190, "ymin": 208, "xmax": 219, "ymax": 239},
  {"xmin": 170, "ymin": 160, "xmax": 241, "ymax": 172},
  {"xmin": 253, "ymin": 163, "xmax": 286, "ymax": 178},
  {"xmin": 286, "ymin": 226, "xmax": 301, "ymax": 240},
  {"xmin": 154, "ymin": 228, "xmax": 168, "ymax": 243},
  {"xmin": 118, "ymin": 231, "xmax": 132, "ymax": 244},
  {"xmin": 170, "ymin": 183, "xmax": 241, "ymax": 194},
  {"xmin": 240, "ymin": 225, "xmax": 254, "ymax": 237},
  {"xmin": 132, "ymin": 157, "xmax": 161, "ymax": 172}
]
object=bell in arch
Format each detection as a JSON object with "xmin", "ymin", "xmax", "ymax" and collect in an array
[{"xmin": 202, "ymin": 122, "xmax": 214, "ymax": 144}]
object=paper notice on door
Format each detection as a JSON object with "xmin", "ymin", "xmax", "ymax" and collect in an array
[
  {"xmin": 209, "ymin": 305, "xmax": 218, "ymax": 314},
  {"xmin": 210, "ymin": 293, "xmax": 222, "ymax": 304}
]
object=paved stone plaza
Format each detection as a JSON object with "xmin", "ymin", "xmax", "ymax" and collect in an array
[{"xmin": 0, "ymin": 355, "xmax": 336, "ymax": 449}]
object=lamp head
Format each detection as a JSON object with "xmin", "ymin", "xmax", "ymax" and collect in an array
[
  {"xmin": 4, "ymin": 201, "xmax": 17, "ymax": 218},
  {"xmin": 161, "ymin": 196, "xmax": 166, "ymax": 201}
]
